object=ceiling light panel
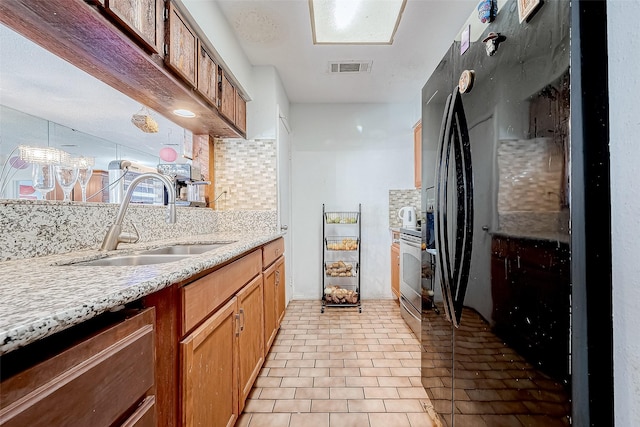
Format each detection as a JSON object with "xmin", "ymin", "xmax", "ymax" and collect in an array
[{"xmin": 310, "ymin": 0, "xmax": 407, "ymax": 45}]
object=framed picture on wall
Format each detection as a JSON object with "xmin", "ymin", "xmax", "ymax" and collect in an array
[{"xmin": 518, "ymin": 0, "xmax": 542, "ymax": 23}]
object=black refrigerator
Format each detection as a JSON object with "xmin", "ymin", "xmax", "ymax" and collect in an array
[{"xmin": 420, "ymin": 1, "xmax": 576, "ymax": 425}]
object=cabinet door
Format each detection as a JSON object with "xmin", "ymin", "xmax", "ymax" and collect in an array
[
  {"xmin": 391, "ymin": 244, "xmax": 400, "ymax": 298},
  {"xmin": 262, "ymin": 262, "xmax": 278, "ymax": 355},
  {"xmin": 166, "ymin": 2, "xmax": 197, "ymax": 87},
  {"xmin": 275, "ymin": 257, "xmax": 287, "ymax": 326},
  {"xmin": 235, "ymin": 91, "xmax": 247, "ymax": 133},
  {"xmin": 181, "ymin": 298, "xmax": 238, "ymax": 427},
  {"xmin": 197, "ymin": 41, "xmax": 218, "ymax": 109},
  {"xmin": 414, "ymin": 121, "xmax": 422, "ymax": 189},
  {"xmin": 237, "ymin": 275, "xmax": 265, "ymax": 412},
  {"xmin": 220, "ymin": 71, "xmax": 236, "ymax": 123},
  {"xmin": 105, "ymin": 0, "xmax": 162, "ymax": 53}
]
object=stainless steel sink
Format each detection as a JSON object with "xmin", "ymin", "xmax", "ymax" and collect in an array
[
  {"xmin": 70, "ymin": 254, "xmax": 190, "ymax": 266},
  {"xmin": 136, "ymin": 242, "xmax": 233, "ymax": 256}
]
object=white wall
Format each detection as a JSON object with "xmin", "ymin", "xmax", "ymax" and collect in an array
[
  {"xmin": 608, "ymin": 1, "xmax": 640, "ymax": 424},
  {"xmin": 290, "ymin": 103, "xmax": 417, "ymax": 300},
  {"xmin": 247, "ymin": 66, "xmax": 290, "ymax": 140}
]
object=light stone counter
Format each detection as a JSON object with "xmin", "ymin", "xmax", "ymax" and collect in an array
[{"xmin": 0, "ymin": 231, "xmax": 282, "ymax": 355}]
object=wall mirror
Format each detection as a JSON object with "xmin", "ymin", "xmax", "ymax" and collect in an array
[{"xmin": 0, "ymin": 23, "xmax": 192, "ymax": 202}]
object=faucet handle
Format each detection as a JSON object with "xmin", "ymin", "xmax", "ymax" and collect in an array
[{"xmin": 119, "ymin": 222, "xmax": 140, "ymax": 244}]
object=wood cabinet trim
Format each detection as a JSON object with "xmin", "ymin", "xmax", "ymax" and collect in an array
[{"xmin": 120, "ymin": 395, "xmax": 157, "ymax": 427}]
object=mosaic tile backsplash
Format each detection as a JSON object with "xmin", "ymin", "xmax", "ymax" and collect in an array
[
  {"xmin": 497, "ymin": 138, "xmax": 564, "ymax": 212},
  {"xmin": 389, "ymin": 189, "xmax": 422, "ymax": 228},
  {"xmin": 214, "ymin": 139, "xmax": 277, "ymax": 211},
  {"xmin": 0, "ymin": 200, "xmax": 276, "ymax": 261}
]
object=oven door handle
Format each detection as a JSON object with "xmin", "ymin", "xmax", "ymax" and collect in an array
[
  {"xmin": 400, "ymin": 296, "xmax": 421, "ymax": 322},
  {"xmin": 401, "ymin": 240, "xmax": 422, "ymax": 249}
]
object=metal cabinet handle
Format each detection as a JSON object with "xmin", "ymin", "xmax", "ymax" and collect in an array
[
  {"xmin": 275, "ymin": 270, "xmax": 280, "ymax": 285},
  {"xmin": 235, "ymin": 313, "xmax": 241, "ymax": 336},
  {"xmin": 505, "ymin": 258, "xmax": 508, "ymax": 280},
  {"xmin": 239, "ymin": 308, "xmax": 245, "ymax": 332}
]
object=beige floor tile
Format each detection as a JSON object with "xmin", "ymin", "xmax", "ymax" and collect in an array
[
  {"xmin": 254, "ymin": 377, "xmax": 282, "ymax": 388},
  {"xmin": 303, "ymin": 352, "xmax": 331, "ymax": 360},
  {"xmin": 299, "ymin": 367, "xmax": 330, "ymax": 377},
  {"xmin": 360, "ymin": 367, "xmax": 392, "ymax": 377},
  {"xmin": 290, "ymin": 412, "xmax": 330, "ymax": 427},
  {"xmin": 372, "ymin": 359, "xmax": 404, "ymax": 368},
  {"xmin": 236, "ymin": 413, "xmax": 252, "ymax": 427},
  {"xmin": 264, "ymin": 359, "xmax": 287, "ymax": 368},
  {"xmin": 397, "ymin": 387, "xmax": 429, "ymax": 399},
  {"xmin": 329, "ymin": 412, "xmax": 369, "ymax": 427},
  {"xmin": 383, "ymin": 399, "xmax": 427, "ymax": 413},
  {"xmin": 274, "ymin": 352, "xmax": 303, "ymax": 360},
  {"xmin": 330, "ymin": 387, "xmax": 365, "ymax": 399},
  {"xmin": 330, "ymin": 367, "xmax": 357, "ymax": 377},
  {"xmin": 247, "ymin": 413, "xmax": 291, "ymax": 427},
  {"xmin": 267, "ymin": 367, "xmax": 300, "ymax": 377},
  {"xmin": 314, "ymin": 376, "xmax": 346, "ymax": 387},
  {"xmin": 259, "ymin": 387, "xmax": 296, "ymax": 400},
  {"xmin": 363, "ymin": 387, "xmax": 400, "ymax": 399},
  {"xmin": 345, "ymin": 376, "xmax": 379, "ymax": 387},
  {"xmin": 377, "ymin": 376, "xmax": 413, "ymax": 387},
  {"xmin": 296, "ymin": 387, "xmax": 330, "ymax": 399},
  {"xmin": 312, "ymin": 399, "xmax": 348, "ymax": 413},
  {"xmin": 368, "ymin": 412, "xmax": 411, "ymax": 427},
  {"xmin": 315, "ymin": 359, "xmax": 345, "ymax": 368},
  {"xmin": 285, "ymin": 359, "xmax": 316, "ymax": 368},
  {"xmin": 348, "ymin": 399, "xmax": 386, "ymax": 412},
  {"xmin": 273, "ymin": 399, "xmax": 312, "ymax": 413},
  {"xmin": 243, "ymin": 399, "xmax": 275, "ymax": 413},
  {"xmin": 344, "ymin": 359, "xmax": 374, "ymax": 368},
  {"xmin": 281, "ymin": 377, "xmax": 314, "ymax": 388}
]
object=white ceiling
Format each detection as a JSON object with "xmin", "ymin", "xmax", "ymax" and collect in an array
[{"xmin": 216, "ymin": 0, "xmax": 477, "ymax": 103}]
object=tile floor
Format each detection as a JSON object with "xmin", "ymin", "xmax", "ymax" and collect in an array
[{"xmin": 237, "ymin": 299, "xmax": 437, "ymax": 427}]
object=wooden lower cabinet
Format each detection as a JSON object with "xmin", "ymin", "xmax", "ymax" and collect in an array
[
  {"xmin": 237, "ymin": 275, "xmax": 265, "ymax": 412},
  {"xmin": 181, "ymin": 298, "xmax": 239, "ymax": 427},
  {"xmin": 180, "ymin": 273, "xmax": 265, "ymax": 426},
  {"xmin": 0, "ymin": 309, "xmax": 156, "ymax": 427},
  {"xmin": 263, "ymin": 255, "xmax": 285, "ymax": 355},
  {"xmin": 391, "ymin": 243, "xmax": 400, "ymax": 298}
]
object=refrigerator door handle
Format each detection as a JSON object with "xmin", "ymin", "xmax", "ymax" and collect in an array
[{"xmin": 435, "ymin": 87, "xmax": 474, "ymax": 327}]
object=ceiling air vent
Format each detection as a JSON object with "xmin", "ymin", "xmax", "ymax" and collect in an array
[{"xmin": 329, "ymin": 61, "xmax": 373, "ymax": 74}]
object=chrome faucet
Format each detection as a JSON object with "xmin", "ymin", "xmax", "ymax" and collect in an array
[{"xmin": 100, "ymin": 172, "xmax": 177, "ymax": 251}]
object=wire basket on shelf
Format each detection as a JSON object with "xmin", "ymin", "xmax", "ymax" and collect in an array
[
  {"xmin": 325, "ymin": 237, "xmax": 359, "ymax": 251},
  {"xmin": 325, "ymin": 211, "xmax": 359, "ymax": 224}
]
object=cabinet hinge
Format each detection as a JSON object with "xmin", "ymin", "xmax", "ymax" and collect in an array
[
  {"xmin": 163, "ymin": 43, "xmax": 168, "ymax": 56},
  {"xmin": 164, "ymin": 7, "xmax": 169, "ymax": 21}
]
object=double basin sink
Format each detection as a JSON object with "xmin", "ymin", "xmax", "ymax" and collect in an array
[{"xmin": 69, "ymin": 242, "xmax": 234, "ymax": 266}]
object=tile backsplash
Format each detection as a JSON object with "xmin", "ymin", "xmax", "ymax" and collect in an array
[
  {"xmin": 214, "ymin": 139, "xmax": 277, "ymax": 211},
  {"xmin": 497, "ymin": 138, "xmax": 564, "ymax": 212},
  {"xmin": 0, "ymin": 200, "xmax": 276, "ymax": 261},
  {"xmin": 388, "ymin": 189, "xmax": 421, "ymax": 228}
]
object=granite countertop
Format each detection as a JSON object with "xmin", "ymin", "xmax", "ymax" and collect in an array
[{"xmin": 0, "ymin": 231, "xmax": 282, "ymax": 355}]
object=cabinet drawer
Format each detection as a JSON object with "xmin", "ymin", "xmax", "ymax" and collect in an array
[
  {"xmin": 263, "ymin": 237, "xmax": 284, "ymax": 268},
  {"xmin": 121, "ymin": 395, "xmax": 156, "ymax": 427},
  {"xmin": 182, "ymin": 249, "xmax": 262, "ymax": 335},
  {"xmin": 0, "ymin": 309, "xmax": 155, "ymax": 427}
]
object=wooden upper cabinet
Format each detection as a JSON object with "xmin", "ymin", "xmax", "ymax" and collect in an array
[
  {"xmin": 101, "ymin": 0, "xmax": 163, "ymax": 54},
  {"xmin": 235, "ymin": 91, "xmax": 247, "ymax": 133},
  {"xmin": 166, "ymin": 2, "xmax": 197, "ymax": 87},
  {"xmin": 414, "ymin": 121, "xmax": 422, "ymax": 189},
  {"xmin": 220, "ymin": 70, "xmax": 236, "ymax": 124},
  {"xmin": 197, "ymin": 41, "xmax": 219, "ymax": 109}
]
